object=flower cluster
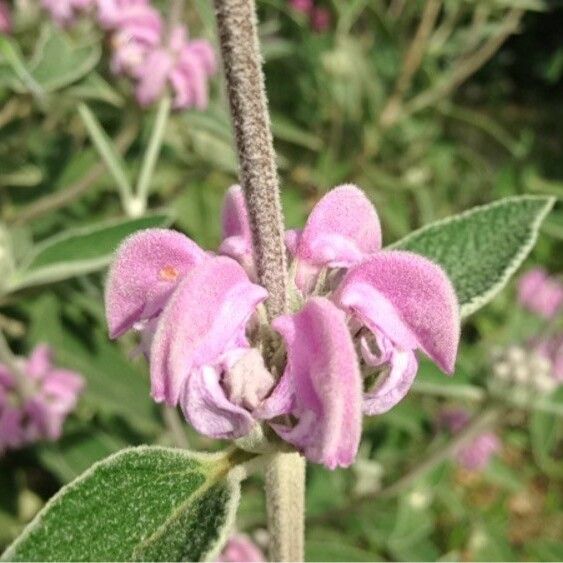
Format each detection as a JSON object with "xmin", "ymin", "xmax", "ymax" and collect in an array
[
  {"xmin": 40, "ymin": 0, "xmax": 216, "ymax": 109},
  {"xmin": 105, "ymin": 185, "xmax": 460, "ymax": 469},
  {"xmin": 0, "ymin": 345, "xmax": 84, "ymax": 456},
  {"xmin": 288, "ymin": 0, "xmax": 331, "ymax": 33},
  {"xmin": 439, "ymin": 409, "xmax": 500, "ymax": 471}
]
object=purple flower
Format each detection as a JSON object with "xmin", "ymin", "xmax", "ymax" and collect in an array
[
  {"xmin": 216, "ymin": 534, "xmax": 265, "ymax": 562},
  {"xmin": 440, "ymin": 409, "xmax": 500, "ymax": 471},
  {"xmin": 0, "ymin": 345, "xmax": 84, "ymax": 455},
  {"xmin": 255, "ymin": 297, "xmax": 362, "ymax": 469},
  {"xmin": 0, "ymin": 1, "xmax": 11, "ymax": 34},
  {"xmin": 219, "ymin": 185, "xmax": 255, "ymax": 279},
  {"xmin": 105, "ymin": 184, "xmax": 460, "ymax": 469},
  {"xmin": 286, "ymin": 184, "xmax": 382, "ymax": 293},
  {"xmin": 150, "ymin": 257, "xmax": 269, "ymax": 438},
  {"xmin": 518, "ymin": 268, "xmax": 563, "ymax": 319},
  {"xmin": 333, "ymin": 250, "xmax": 459, "ymax": 414}
]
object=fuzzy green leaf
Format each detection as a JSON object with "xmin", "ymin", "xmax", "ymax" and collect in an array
[
  {"xmin": 392, "ymin": 196, "xmax": 555, "ymax": 317},
  {"xmin": 2, "ymin": 447, "xmax": 242, "ymax": 562},
  {"xmin": 7, "ymin": 213, "xmax": 170, "ymax": 291}
]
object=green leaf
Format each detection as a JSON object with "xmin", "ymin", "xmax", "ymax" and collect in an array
[
  {"xmin": 392, "ymin": 196, "xmax": 555, "ymax": 317},
  {"xmin": 37, "ymin": 428, "xmax": 129, "ymax": 483},
  {"xmin": 2, "ymin": 447, "xmax": 242, "ymax": 562},
  {"xmin": 27, "ymin": 294, "xmax": 160, "ymax": 434},
  {"xmin": 78, "ymin": 103, "xmax": 134, "ymax": 208},
  {"xmin": 7, "ymin": 212, "xmax": 170, "ymax": 291},
  {"xmin": 28, "ymin": 26, "xmax": 101, "ymax": 92}
]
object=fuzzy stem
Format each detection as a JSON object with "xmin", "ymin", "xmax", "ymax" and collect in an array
[
  {"xmin": 213, "ymin": 0, "xmax": 288, "ymax": 320},
  {"xmin": 213, "ymin": 0, "xmax": 303, "ymax": 560},
  {"xmin": 264, "ymin": 452, "xmax": 306, "ymax": 561}
]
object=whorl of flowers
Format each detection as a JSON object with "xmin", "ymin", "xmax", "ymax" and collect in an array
[
  {"xmin": 40, "ymin": 0, "xmax": 216, "ymax": 109},
  {"xmin": 105, "ymin": 185, "xmax": 460, "ymax": 469},
  {"xmin": 0, "ymin": 345, "xmax": 84, "ymax": 456}
]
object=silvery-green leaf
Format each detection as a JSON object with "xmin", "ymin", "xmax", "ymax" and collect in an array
[
  {"xmin": 2, "ymin": 447, "xmax": 245, "ymax": 562},
  {"xmin": 392, "ymin": 196, "xmax": 555, "ymax": 318},
  {"xmin": 7, "ymin": 213, "xmax": 171, "ymax": 292}
]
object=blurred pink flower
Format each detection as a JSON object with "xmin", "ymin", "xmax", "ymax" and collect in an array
[
  {"xmin": 41, "ymin": 0, "xmax": 95, "ymax": 25},
  {"xmin": 0, "ymin": 345, "xmax": 84, "ymax": 455},
  {"xmin": 310, "ymin": 6, "xmax": 331, "ymax": 32},
  {"xmin": 216, "ymin": 534, "xmax": 265, "ymax": 562},
  {"xmin": 518, "ymin": 267, "xmax": 563, "ymax": 319},
  {"xmin": 104, "ymin": 0, "xmax": 163, "ymax": 76},
  {"xmin": 440, "ymin": 409, "xmax": 500, "ymax": 471},
  {"xmin": 134, "ymin": 25, "xmax": 216, "ymax": 109},
  {"xmin": 533, "ymin": 334, "xmax": 563, "ymax": 382},
  {"xmin": 0, "ymin": 1, "xmax": 11, "ymax": 34},
  {"xmin": 289, "ymin": 0, "xmax": 313, "ymax": 15}
]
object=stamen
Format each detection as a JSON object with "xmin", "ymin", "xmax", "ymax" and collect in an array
[{"xmin": 159, "ymin": 265, "xmax": 179, "ymax": 281}]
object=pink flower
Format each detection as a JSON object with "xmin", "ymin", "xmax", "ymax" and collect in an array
[
  {"xmin": 310, "ymin": 6, "xmax": 331, "ymax": 32},
  {"xmin": 518, "ymin": 268, "xmax": 563, "ymax": 319},
  {"xmin": 286, "ymin": 184, "xmax": 382, "ymax": 293},
  {"xmin": 289, "ymin": 0, "xmax": 314, "ymax": 15},
  {"xmin": 0, "ymin": 345, "xmax": 84, "ymax": 455},
  {"xmin": 150, "ymin": 257, "xmax": 270, "ymax": 438},
  {"xmin": 333, "ymin": 250, "xmax": 459, "ymax": 414},
  {"xmin": 440, "ymin": 409, "xmax": 500, "ymax": 471},
  {"xmin": 217, "ymin": 534, "xmax": 265, "ymax": 562},
  {"xmin": 41, "ymin": 0, "xmax": 94, "ymax": 25},
  {"xmin": 256, "ymin": 297, "xmax": 362, "ymax": 469},
  {"xmin": 105, "ymin": 184, "xmax": 460, "ymax": 469},
  {"xmin": 219, "ymin": 185, "xmax": 255, "ymax": 278},
  {"xmin": 134, "ymin": 25, "xmax": 216, "ymax": 109},
  {"xmin": 0, "ymin": 1, "xmax": 11, "ymax": 34}
]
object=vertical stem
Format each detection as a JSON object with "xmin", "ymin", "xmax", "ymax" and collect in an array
[
  {"xmin": 213, "ymin": 1, "xmax": 304, "ymax": 561},
  {"xmin": 213, "ymin": 0, "xmax": 288, "ymax": 320},
  {"xmin": 265, "ymin": 452, "xmax": 306, "ymax": 561}
]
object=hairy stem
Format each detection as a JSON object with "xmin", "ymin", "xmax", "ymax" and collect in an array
[
  {"xmin": 213, "ymin": 0, "xmax": 288, "ymax": 320},
  {"xmin": 213, "ymin": 0, "xmax": 302, "ymax": 560},
  {"xmin": 264, "ymin": 452, "xmax": 306, "ymax": 561}
]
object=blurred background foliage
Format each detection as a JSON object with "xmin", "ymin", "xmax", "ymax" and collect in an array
[{"xmin": 0, "ymin": 0, "xmax": 562, "ymax": 560}]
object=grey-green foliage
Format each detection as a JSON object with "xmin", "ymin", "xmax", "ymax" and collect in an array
[
  {"xmin": 6, "ymin": 212, "xmax": 170, "ymax": 292},
  {"xmin": 2, "ymin": 447, "xmax": 240, "ymax": 562},
  {"xmin": 393, "ymin": 196, "xmax": 555, "ymax": 317}
]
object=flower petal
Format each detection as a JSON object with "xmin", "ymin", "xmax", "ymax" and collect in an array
[
  {"xmin": 288, "ymin": 185, "xmax": 382, "ymax": 291},
  {"xmin": 180, "ymin": 366, "xmax": 255, "ymax": 439},
  {"xmin": 363, "ymin": 349, "xmax": 418, "ymax": 414},
  {"xmin": 150, "ymin": 256, "xmax": 268, "ymax": 405},
  {"xmin": 256, "ymin": 297, "xmax": 362, "ymax": 469},
  {"xmin": 335, "ymin": 251, "xmax": 460, "ymax": 373},
  {"xmin": 219, "ymin": 185, "xmax": 254, "ymax": 274},
  {"xmin": 105, "ymin": 229, "xmax": 207, "ymax": 338}
]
